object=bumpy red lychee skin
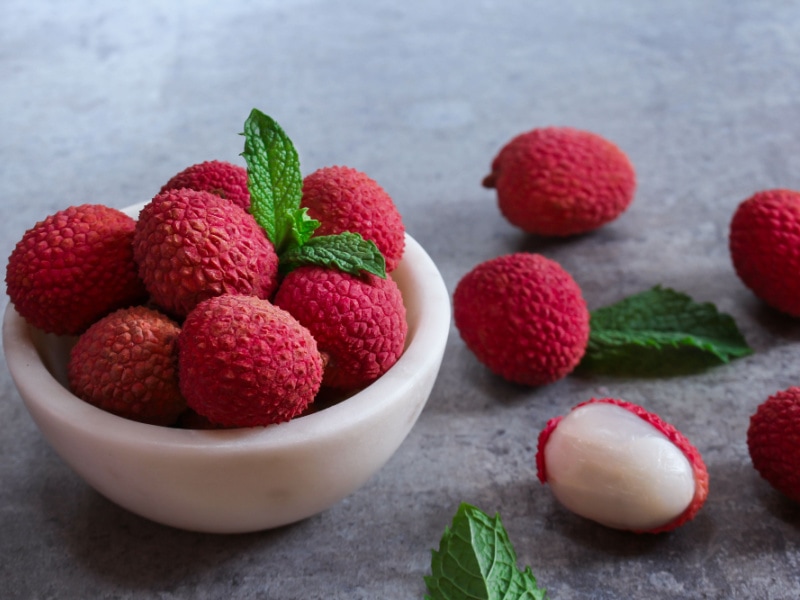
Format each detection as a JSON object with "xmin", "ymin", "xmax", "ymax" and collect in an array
[
  {"xmin": 5, "ymin": 204, "xmax": 148, "ymax": 335},
  {"xmin": 133, "ymin": 189, "xmax": 279, "ymax": 318},
  {"xmin": 178, "ymin": 295, "xmax": 323, "ymax": 428},
  {"xmin": 747, "ymin": 387, "xmax": 800, "ymax": 503},
  {"xmin": 536, "ymin": 398, "xmax": 709, "ymax": 534},
  {"xmin": 729, "ymin": 189, "xmax": 800, "ymax": 317},
  {"xmin": 273, "ymin": 266, "xmax": 408, "ymax": 390},
  {"xmin": 67, "ymin": 306, "xmax": 185, "ymax": 426},
  {"xmin": 453, "ymin": 253, "xmax": 589, "ymax": 386},
  {"xmin": 301, "ymin": 166, "xmax": 405, "ymax": 272},
  {"xmin": 160, "ymin": 160, "xmax": 250, "ymax": 211},
  {"xmin": 483, "ymin": 127, "xmax": 636, "ymax": 236}
]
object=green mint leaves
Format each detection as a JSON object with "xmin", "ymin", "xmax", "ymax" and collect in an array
[
  {"xmin": 425, "ymin": 503, "xmax": 548, "ymax": 600},
  {"xmin": 280, "ymin": 232, "xmax": 386, "ymax": 276},
  {"xmin": 242, "ymin": 109, "xmax": 304, "ymax": 254},
  {"xmin": 241, "ymin": 108, "xmax": 386, "ymax": 278},
  {"xmin": 286, "ymin": 207, "xmax": 321, "ymax": 250},
  {"xmin": 580, "ymin": 285, "xmax": 753, "ymax": 376}
]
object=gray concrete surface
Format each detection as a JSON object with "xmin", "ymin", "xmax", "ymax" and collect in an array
[{"xmin": 3, "ymin": 1, "xmax": 800, "ymax": 598}]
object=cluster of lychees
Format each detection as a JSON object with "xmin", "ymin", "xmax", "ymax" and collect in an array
[
  {"xmin": 5, "ymin": 159, "xmax": 408, "ymax": 429},
  {"xmin": 454, "ymin": 126, "xmax": 800, "ymax": 532}
]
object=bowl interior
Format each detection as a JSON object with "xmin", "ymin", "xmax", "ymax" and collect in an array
[{"xmin": 5, "ymin": 220, "xmax": 450, "ymax": 447}]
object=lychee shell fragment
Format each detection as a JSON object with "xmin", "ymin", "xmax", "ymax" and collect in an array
[
  {"xmin": 453, "ymin": 252, "xmax": 589, "ymax": 386},
  {"xmin": 536, "ymin": 398, "xmax": 709, "ymax": 534}
]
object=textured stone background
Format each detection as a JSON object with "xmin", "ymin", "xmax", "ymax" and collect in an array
[{"xmin": 3, "ymin": 1, "xmax": 800, "ymax": 598}]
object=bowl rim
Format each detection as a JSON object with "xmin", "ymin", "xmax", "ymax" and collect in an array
[{"xmin": 3, "ymin": 201, "xmax": 451, "ymax": 453}]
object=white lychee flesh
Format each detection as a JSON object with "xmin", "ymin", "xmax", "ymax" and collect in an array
[{"xmin": 543, "ymin": 402, "xmax": 695, "ymax": 531}]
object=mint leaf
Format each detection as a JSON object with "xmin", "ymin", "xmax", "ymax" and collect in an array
[
  {"xmin": 241, "ymin": 108, "xmax": 303, "ymax": 254},
  {"xmin": 280, "ymin": 232, "xmax": 386, "ymax": 278},
  {"xmin": 286, "ymin": 207, "xmax": 320, "ymax": 249},
  {"xmin": 240, "ymin": 108, "xmax": 389, "ymax": 278},
  {"xmin": 425, "ymin": 503, "xmax": 548, "ymax": 600},
  {"xmin": 580, "ymin": 285, "xmax": 753, "ymax": 376}
]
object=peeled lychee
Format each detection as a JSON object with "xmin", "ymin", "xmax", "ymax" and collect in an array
[
  {"xmin": 159, "ymin": 160, "xmax": 250, "ymax": 211},
  {"xmin": 729, "ymin": 189, "xmax": 800, "ymax": 316},
  {"xmin": 273, "ymin": 265, "xmax": 407, "ymax": 390},
  {"xmin": 178, "ymin": 294, "xmax": 323, "ymax": 428},
  {"xmin": 301, "ymin": 166, "xmax": 405, "ymax": 272},
  {"xmin": 483, "ymin": 127, "xmax": 636, "ymax": 236},
  {"xmin": 747, "ymin": 387, "xmax": 800, "ymax": 503},
  {"xmin": 5, "ymin": 204, "xmax": 148, "ymax": 335},
  {"xmin": 68, "ymin": 305, "xmax": 185, "ymax": 426},
  {"xmin": 536, "ymin": 398, "xmax": 709, "ymax": 533},
  {"xmin": 452, "ymin": 252, "xmax": 589, "ymax": 386},
  {"xmin": 133, "ymin": 188, "xmax": 279, "ymax": 318}
]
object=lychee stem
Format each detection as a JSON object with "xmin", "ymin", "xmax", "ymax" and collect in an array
[{"xmin": 481, "ymin": 173, "xmax": 497, "ymax": 188}]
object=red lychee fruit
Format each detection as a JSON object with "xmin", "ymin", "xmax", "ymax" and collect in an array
[
  {"xmin": 536, "ymin": 398, "xmax": 709, "ymax": 534},
  {"xmin": 159, "ymin": 160, "xmax": 250, "ymax": 211},
  {"xmin": 453, "ymin": 252, "xmax": 589, "ymax": 386},
  {"xmin": 301, "ymin": 166, "xmax": 405, "ymax": 272},
  {"xmin": 729, "ymin": 189, "xmax": 800, "ymax": 316},
  {"xmin": 747, "ymin": 386, "xmax": 800, "ymax": 503},
  {"xmin": 67, "ymin": 305, "xmax": 185, "ymax": 426},
  {"xmin": 132, "ymin": 188, "xmax": 279, "ymax": 318},
  {"xmin": 482, "ymin": 127, "xmax": 636, "ymax": 236},
  {"xmin": 5, "ymin": 204, "xmax": 148, "ymax": 335},
  {"xmin": 178, "ymin": 294, "xmax": 323, "ymax": 428},
  {"xmin": 273, "ymin": 266, "xmax": 407, "ymax": 390}
]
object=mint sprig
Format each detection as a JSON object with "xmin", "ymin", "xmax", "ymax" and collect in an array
[
  {"xmin": 580, "ymin": 285, "xmax": 753, "ymax": 376},
  {"xmin": 286, "ymin": 207, "xmax": 321, "ymax": 249},
  {"xmin": 241, "ymin": 108, "xmax": 386, "ymax": 278},
  {"xmin": 241, "ymin": 109, "xmax": 304, "ymax": 255},
  {"xmin": 280, "ymin": 232, "xmax": 386, "ymax": 277},
  {"xmin": 425, "ymin": 503, "xmax": 548, "ymax": 600}
]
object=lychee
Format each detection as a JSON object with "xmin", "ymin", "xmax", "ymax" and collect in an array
[
  {"xmin": 5, "ymin": 204, "xmax": 148, "ymax": 335},
  {"xmin": 301, "ymin": 166, "xmax": 405, "ymax": 272},
  {"xmin": 452, "ymin": 252, "xmax": 589, "ymax": 386},
  {"xmin": 178, "ymin": 294, "xmax": 323, "ymax": 428},
  {"xmin": 132, "ymin": 188, "xmax": 279, "ymax": 318},
  {"xmin": 747, "ymin": 386, "xmax": 800, "ymax": 503},
  {"xmin": 67, "ymin": 305, "xmax": 185, "ymax": 426},
  {"xmin": 536, "ymin": 398, "xmax": 709, "ymax": 533},
  {"xmin": 729, "ymin": 189, "xmax": 800, "ymax": 316},
  {"xmin": 159, "ymin": 160, "xmax": 250, "ymax": 211},
  {"xmin": 483, "ymin": 127, "xmax": 636, "ymax": 236},
  {"xmin": 273, "ymin": 265, "xmax": 407, "ymax": 390}
]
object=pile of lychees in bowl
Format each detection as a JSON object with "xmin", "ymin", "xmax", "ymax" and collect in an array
[{"xmin": 2, "ymin": 109, "xmax": 450, "ymax": 533}]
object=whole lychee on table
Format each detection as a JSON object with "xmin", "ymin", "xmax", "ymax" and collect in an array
[
  {"xmin": 453, "ymin": 252, "xmax": 590, "ymax": 386},
  {"xmin": 483, "ymin": 126, "xmax": 637, "ymax": 236}
]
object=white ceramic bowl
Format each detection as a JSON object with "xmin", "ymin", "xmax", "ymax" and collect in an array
[{"xmin": 3, "ymin": 202, "xmax": 450, "ymax": 533}]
